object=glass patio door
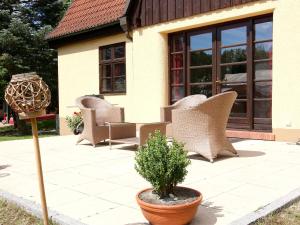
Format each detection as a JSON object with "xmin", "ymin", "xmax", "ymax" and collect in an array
[
  {"xmin": 169, "ymin": 15, "xmax": 273, "ymax": 131},
  {"xmin": 217, "ymin": 23, "xmax": 250, "ymax": 129},
  {"xmin": 187, "ymin": 29, "xmax": 215, "ymax": 98}
]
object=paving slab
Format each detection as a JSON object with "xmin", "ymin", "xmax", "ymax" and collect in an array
[{"xmin": 0, "ymin": 135, "xmax": 300, "ymax": 225}]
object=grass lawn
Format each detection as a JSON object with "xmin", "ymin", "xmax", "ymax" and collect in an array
[
  {"xmin": 0, "ymin": 120, "xmax": 58, "ymax": 142},
  {"xmin": 253, "ymin": 200, "xmax": 300, "ymax": 225},
  {"xmin": 0, "ymin": 198, "xmax": 58, "ymax": 225}
]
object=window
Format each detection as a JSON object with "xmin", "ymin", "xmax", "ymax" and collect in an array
[
  {"xmin": 169, "ymin": 15, "xmax": 273, "ymax": 131},
  {"xmin": 99, "ymin": 43, "xmax": 126, "ymax": 93}
]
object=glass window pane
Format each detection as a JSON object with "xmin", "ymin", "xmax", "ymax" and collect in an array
[
  {"xmin": 172, "ymin": 54, "xmax": 184, "ymax": 68},
  {"xmin": 231, "ymin": 101, "xmax": 247, "ymax": 117},
  {"xmin": 190, "ymin": 50, "xmax": 212, "ymax": 66},
  {"xmin": 255, "ymin": 61, "xmax": 272, "ymax": 81},
  {"xmin": 114, "ymin": 77, "xmax": 126, "ymax": 92},
  {"xmin": 221, "ymin": 83, "xmax": 247, "ymax": 99},
  {"xmin": 221, "ymin": 26, "xmax": 247, "ymax": 46},
  {"xmin": 190, "ymin": 85, "xmax": 212, "ymax": 97},
  {"xmin": 115, "ymin": 45, "xmax": 125, "ymax": 58},
  {"xmin": 114, "ymin": 63, "xmax": 125, "ymax": 77},
  {"xmin": 254, "ymin": 100, "xmax": 272, "ymax": 118},
  {"xmin": 103, "ymin": 48, "xmax": 111, "ymax": 60},
  {"xmin": 190, "ymin": 33, "xmax": 212, "ymax": 50},
  {"xmin": 190, "ymin": 68, "xmax": 212, "ymax": 83},
  {"xmin": 173, "ymin": 35, "xmax": 184, "ymax": 52},
  {"xmin": 254, "ymin": 81, "xmax": 272, "ymax": 98},
  {"xmin": 221, "ymin": 46, "xmax": 247, "ymax": 63},
  {"xmin": 102, "ymin": 79, "xmax": 112, "ymax": 92},
  {"xmin": 171, "ymin": 70, "xmax": 184, "ymax": 85},
  {"xmin": 221, "ymin": 64, "xmax": 247, "ymax": 82},
  {"xmin": 172, "ymin": 87, "xmax": 185, "ymax": 101},
  {"xmin": 255, "ymin": 42, "xmax": 272, "ymax": 60},
  {"xmin": 255, "ymin": 21, "xmax": 273, "ymax": 41},
  {"xmin": 102, "ymin": 65, "xmax": 111, "ymax": 78}
]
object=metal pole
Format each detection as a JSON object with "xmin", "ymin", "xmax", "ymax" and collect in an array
[{"xmin": 31, "ymin": 118, "xmax": 49, "ymax": 225}]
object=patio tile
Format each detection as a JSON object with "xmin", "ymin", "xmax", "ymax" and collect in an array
[
  {"xmin": 44, "ymin": 171, "xmax": 95, "ymax": 187},
  {"xmin": 97, "ymin": 187, "xmax": 141, "ymax": 209},
  {"xmin": 106, "ymin": 171, "xmax": 151, "ymax": 189},
  {"xmin": 203, "ymin": 193, "xmax": 258, "ymax": 215},
  {"xmin": 81, "ymin": 206, "xmax": 147, "ymax": 225},
  {"xmin": 186, "ymin": 177, "xmax": 244, "ymax": 200},
  {"xmin": 248, "ymin": 172, "xmax": 300, "ymax": 194},
  {"xmin": 191, "ymin": 205, "xmax": 238, "ymax": 225},
  {"xmin": 1, "ymin": 136, "xmax": 300, "ymax": 225},
  {"xmin": 224, "ymin": 183, "xmax": 281, "ymax": 211},
  {"xmin": 45, "ymin": 188, "xmax": 88, "ymax": 207},
  {"xmin": 53, "ymin": 197, "xmax": 120, "ymax": 220},
  {"xmin": 70, "ymin": 180, "xmax": 122, "ymax": 196}
]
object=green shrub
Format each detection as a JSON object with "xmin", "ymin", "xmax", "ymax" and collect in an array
[
  {"xmin": 135, "ymin": 131, "xmax": 191, "ymax": 198},
  {"xmin": 65, "ymin": 112, "xmax": 82, "ymax": 133}
]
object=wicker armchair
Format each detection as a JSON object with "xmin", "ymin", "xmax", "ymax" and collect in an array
[
  {"xmin": 172, "ymin": 92, "xmax": 238, "ymax": 162},
  {"xmin": 76, "ymin": 96, "xmax": 135, "ymax": 147},
  {"xmin": 161, "ymin": 95, "xmax": 207, "ymax": 137}
]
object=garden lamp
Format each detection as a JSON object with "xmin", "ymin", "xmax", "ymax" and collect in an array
[{"xmin": 5, "ymin": 72, "xmax": 51, "ymax": 225}]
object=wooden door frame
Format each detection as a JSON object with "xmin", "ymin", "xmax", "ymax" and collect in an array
[{"xmin": 168, "ymin": 14, "xmax": 273, "ymax": 131}]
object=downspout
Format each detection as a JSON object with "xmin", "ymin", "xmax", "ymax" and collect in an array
[
  {"xmin": 120, "ymin": 16, "xmax": 133, "ymax": 41},
  {"xmin": 120, "ymin": 0, "xmax": 143, "ymax": 41}
]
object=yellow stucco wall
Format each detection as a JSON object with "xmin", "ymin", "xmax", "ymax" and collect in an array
[
  {"xmin": 58, "ymin": 0, "xmax": 300, "ymax": 141},
  {"xmin": 272, "ymin": 0, "xmax": 300, "ymax": 141}
]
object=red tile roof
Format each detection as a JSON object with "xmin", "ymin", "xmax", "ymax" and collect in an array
[{"xmin": 47, "ymin": 0, "xmax": 127, "ymax": 40}]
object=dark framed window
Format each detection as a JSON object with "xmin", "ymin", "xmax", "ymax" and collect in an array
[
  {"xmin": 169, "ymin": 15, "xmax": 273, "ymax": 131},
  {"xmin": 99, "ymin": 43, "xmax": 126, "ymax": 93}
]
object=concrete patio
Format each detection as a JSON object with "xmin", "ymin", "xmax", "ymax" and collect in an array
[{"xmin": 0, "ymin": 135, "xmax": 300, "ymax": 225}]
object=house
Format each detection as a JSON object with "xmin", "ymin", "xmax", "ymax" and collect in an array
[{"xmin": 47, "ymin": 0, "xmax": 300, "ymax": 142}]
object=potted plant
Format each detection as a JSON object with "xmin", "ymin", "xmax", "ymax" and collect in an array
[
  {"xmin": 66, "ymin": 112, "xmax": 83, "ymax": 135},
  {"xmin": 135, "ymin": 131, "xmax": 202, "ymax": 225}
]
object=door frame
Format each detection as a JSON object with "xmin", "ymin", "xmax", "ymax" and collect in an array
[{"xmin": 168, "ymin": 14, "xmax": 273, "ymax": 131}]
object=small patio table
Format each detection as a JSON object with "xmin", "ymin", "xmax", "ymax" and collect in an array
[{"xmin": 105, "ymin": 122, "xmax": 167, "ymax": 149}]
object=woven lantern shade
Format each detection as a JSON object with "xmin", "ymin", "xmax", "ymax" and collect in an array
[
  {"xmin": 5, "ymin": 72, "xmax": 51, "ymax": 119},
  {"xmin": 4, "ymin": 72, "xmax": 51, "ymax": 225}
]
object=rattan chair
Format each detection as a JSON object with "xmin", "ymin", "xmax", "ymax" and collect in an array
[
  {"xmin": 76, "ymin": 96, "xmax": 135, "ymax": 147},
  {"xmin": 172, "ymin": 92, "xmax": 238, "ymax": 162},
  {"xmin": 160, "ymin": 95, "xmax": 207, "ymax": 137}
]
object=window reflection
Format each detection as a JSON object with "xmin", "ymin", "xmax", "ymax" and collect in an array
[
  {"xmin": 114, "ymin": 77, "xmax": 126, "ymax": 92},
  {"xmin": 190, "ymin": 33, "xmax": 212, "ymax": 50},
  {"xmin": 115, "ymin": 45, "xmax": 125, "ymax": 58},
  {"xmin": 190, "ymin": 85, "xmax": 212, "ymax": 97},
  {"xmin": 231, "ymin": 101, "xmax": 247, "ymax": 117},
  {"xmin": 221, "ymin": 46, "xmax": 247, "ymax": 63},
  {"xmin": 221, "ymin": 26, "xmax": 247, "ymax": 46},
  {"xmin": 114, "ymin": 63, "xmax": 125, "ymax": 77},
  {"xmin": 190, "ymin": 68, "xmax": 212, "ymax": 83},
  {"xmin": 190, "ymin": 50, "xmax": 212, "ymax": 66},
  {"xmin": 174, "ymin": 35, "xmax": 184, "ymax": 52},
  {"xmin": 255, "ymin": 22, "xmax": 273, "ymax": 41},
  {"xmin": 103, "ymin": 48, "xmax": 111, "ymax": 60},
  {"xmin": 102, "ymin": 79, "xmax": 112, "ymax": 92},
  {"xmin": 254, "ymin": 100, "xmax": 272, "ymax": 118},
  {"xmin": 172, "ymin": 54, "xmax": 184, "ymax": 68},
  {"xmin": 103, "ymin": 65, "xmax": 111, "ymax": 78},
  {"xmin": 255, "ymin": 42, "xmax": 272, "ymax": 60},
  {"xmin": 172, "ymin": 87, "xmax": 185, "ymax": 101},
  {"xmin": 221, "ymin": 83, "xmax": 247, "ymax": 99},
  {"xmin": 255, "ymin": 62, "xmax": 272, "ymax": 81},
  {"xmin": 254, "ymin": 81, "xmax": 272, "ymax": 98},
  {"xmin": 171, "ymin": 70, "xmax": 184, "ymax": 85},
  {"xmin": 221, "ymin": 64, "xmax": 247, "ymax": 82}
]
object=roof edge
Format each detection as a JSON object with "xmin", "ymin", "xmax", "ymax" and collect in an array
[
  {"xmin": 123, "ymin": 0, "xmax": 133, "ymax": 15},
  {"xmin": 46, "ymin": 20, "xmax": 120, "ymax": 42}
]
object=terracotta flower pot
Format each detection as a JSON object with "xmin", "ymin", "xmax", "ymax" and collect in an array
[{"xmin": 136, "ymin": 187, "xmax": 203, "ymax": 225}]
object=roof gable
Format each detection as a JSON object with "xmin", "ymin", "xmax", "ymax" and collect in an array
[{"xmin": 47, "ymin": 0, "xmax": 127, "ymax": 40}]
